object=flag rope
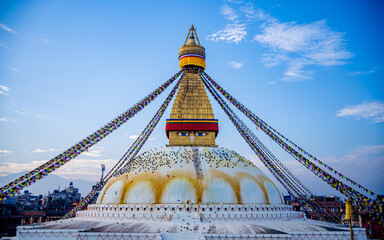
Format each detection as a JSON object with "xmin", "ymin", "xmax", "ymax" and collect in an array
[
  {"xmin": 202, "ymin": 74, "xmax": 342, "ymax": 223},
  {"xmin": 200, "ymin": 71, "xmax": 382, "ymax": 222},
  {"xmin": 63, "ymin": 73, "xmax": 185, "ymax": 218},
  {"xmin": 0, "ymin": 70, "xmax": 183, "ymax": 201},
  {"xmin": 200, "ymin": 70, "xmax": 377, "ymax": 198}
]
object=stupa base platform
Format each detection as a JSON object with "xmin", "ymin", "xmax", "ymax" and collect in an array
[
  {"xmin": 15, "ymin": 204, "xmax": 367, "ymax": 240},
  {"xmin": 16, "ymin": 224, "xmax": 367, "ymax": 240}
]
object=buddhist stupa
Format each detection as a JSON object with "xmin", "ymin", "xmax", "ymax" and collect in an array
[{"xmin": 16, "ymin": 25, "xmax": 367, "ymax": 240}]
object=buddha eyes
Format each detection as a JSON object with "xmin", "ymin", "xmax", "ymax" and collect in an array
[
  {"xmin": 178, "ymin": 132, "xmax": 189, "ymax": 136},
  {"xmin": 177, "ymin": 132, "xmax": 207, "ymax": 136}
]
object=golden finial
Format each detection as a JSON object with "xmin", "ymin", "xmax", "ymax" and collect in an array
[
  {"xmin": 179, "ymin": 25, "xmax": 206, "ymax": 69},
  {"xmin": 187, "ymin": 31, "xmax": 196, "ymax": 45},
  {"xmin": 183, "ymin": 24, "xmax": 201, "ymax": 46}
]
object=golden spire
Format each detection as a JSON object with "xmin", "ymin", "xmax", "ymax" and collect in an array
[{"xmin": 166, "ymin": 26, "xmax": 218, "ymax": 147}]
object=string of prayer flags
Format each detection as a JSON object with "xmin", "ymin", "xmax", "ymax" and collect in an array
[
  {"xmin": 202, "ymin": 76, "xmax": 339, "ymax": 222},
  {"xmin": 63, "ymin": 73, "xmax": 185, "ymax": 218},
  {"xmin": 200, "ymin": 70, "xmax": 382, "ymax": 222},
  {"xmin": 0, "ymin": 70, "xmax": 184, "ymax": 201}
]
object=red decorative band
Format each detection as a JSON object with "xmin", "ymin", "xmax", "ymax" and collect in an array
[{"xmin": 166, "ymin": 119, "xmax": 219, "ymax": 138}]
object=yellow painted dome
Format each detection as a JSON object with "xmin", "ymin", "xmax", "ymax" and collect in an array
[{"xmin": 97, "ymin": 147, "xmax": 282, "ymax": 205}]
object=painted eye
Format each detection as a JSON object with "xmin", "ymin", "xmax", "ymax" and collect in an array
[
  {"xmin": 195, "ymin": 132, "xmax": 207, "ymax": 136},
  {"xmin": 177, "ymin": 132, "xmax": 189, "ymax": 136}
]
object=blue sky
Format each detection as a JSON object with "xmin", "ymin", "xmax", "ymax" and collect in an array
[{"xmin": 0, "ymin": 0, "xmax": 383, "ymax": 197}]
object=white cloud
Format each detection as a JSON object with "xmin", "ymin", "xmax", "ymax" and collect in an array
[
  {"xmin": 208, "ymin": 22, "xmax": 247, "ymax": 44},
  {"xmin": 0, "ymin": 117, "xmax": 15, "ymax": 122},
  {"xmin": 82, "ymin": 149, "xmax": 102, "ymax": 157},
  {"xmin": 77, "ymin": 146, "xmax": 105, "ymax": 157},
  {"xmin": 34, "ymin": 113, "xmax": 44, "ymax": 118},
  {"xmin": 321, "ymin": 145, "xmax": 384, "ymax": 191},
  {"xmin": 240, "ymin": 5, "xmax": 271, "ymax": 21},
  {"xmin": 0, "ymin": 160, "xmax": 47, "ymax": 176},
  {"xmin": 32, "ymin": 149, "xmax": 47, "ymax": 153},
  {"xmin": 0, "ymin": 85, "xmax": 9, "ymax": 91},
  {"xmin": 15, "ymin": 110, "xmax": 27, "ymax": 115},
  {"xmin": 53, "ymin": 158, "xmax": 116, "ymax": 181},
  {"xmin": 0, "ymin": 40, "xmax": 10, "ymax": 50},
  {"xmin": 337, "ymin": 101, "xmax": 384, "ymax": 123},
  {"xmin": 0, "ymin": 23, "xmax": 16, "ymax": 34},
  {"xmin": 261, "ymin": 53, "xmax": 288, "ymax": 67},
  {"xmin": 348, "ymin": 70, "xmax": 376, "ymax": 76},
  {"xmin": 129, "ymin": 134, "xmax": 139, "ymax": 140},
  {"xmin": 225, "ymin": 0, "xmax": 243, "ymax": 3},
  {"xmin": 0, "ymin": 158, "xmax": 116, "ymax": 181},
  {"xmin": 0, "ymin": 150, "xmax": 11, "ymax": 154},
  {"xmin": 256, "ymin": 21, "xmax": 322, "ymax": 52},
  {"xmin": 220, "ymin": 5, "xmax": 239, "ymax": 21},
  {"xmin": 254, "ymin": 20, "xmax": 352, "ymax": 64},
  {"xmin": 282, "ymin": 59, "xmax": 313, "ymax": 81},
  {"xmin": 8, "ymin": 67, "xmax": 19, "ymax": 72},
  {"xmin": 228, "ymin": 61, "xmax": 244, "ymax": 69},
  {"xmin": 323, "ymin": 145, "xmax": 384, "ymax": 168},
  {"xmin": 32, "ymin": 148, "xmax": 56, "ymax": 153},
  {"xmin": 40, "ymin": 38, "xmax": 52, "ymax": 44},
  {"xmin": 128, "ymin": 134, "xmax": 154, "ymax": 141},
  {"xmin": 255, "ymin": 20, "xmax": 352, "ymax": 80},
  {"xmin": 0, "ymin": 85, "xmax": 9, "ymax": 96},
  {"xmin": 208, "ymin": 4, "xmax": 247, "ymax": 44},
  {"xmin": 210, "ymin": 3, "xmax": 352, "ymax": 81}
]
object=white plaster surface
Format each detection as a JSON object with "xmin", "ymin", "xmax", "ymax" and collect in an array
[
  {"xmin": 98, "ymin": 147, "xmax": 283, "ymax": 205},
  {"xmin": 101, "ymin": 180, "xmax": 123, "ymax": 203},
  {"xmin": 161, "ymin": 178, "xmax": 197, "ymax": 203},
  {"xmin": 125, "ymin": 180, "xmax": 155, "ymax": 203}
]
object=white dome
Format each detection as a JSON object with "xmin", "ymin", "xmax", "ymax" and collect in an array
[{"xmin": 97, "ymin": 147, "xmax": 282, "ymax": 205}]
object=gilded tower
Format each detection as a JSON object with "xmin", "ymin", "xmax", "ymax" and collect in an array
[{"xmin": 166, "ymin": 25, "xmax": 219, "ymax": 147}]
